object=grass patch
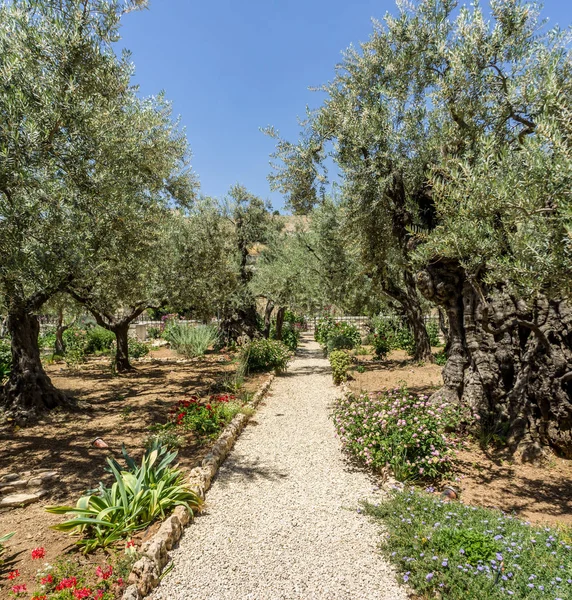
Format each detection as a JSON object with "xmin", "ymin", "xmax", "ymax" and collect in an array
[{"xmin": 365, "ymin": 489, "xmax": 572, "ymax": 599}]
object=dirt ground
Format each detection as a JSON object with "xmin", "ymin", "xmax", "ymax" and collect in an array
[
  {"xmin": 0, "ymin": 347, "xmax": 265, "ymax": 594},
  {"xmin": 347, "ymin": 348, "xmax": 572, "ymax": 528}
]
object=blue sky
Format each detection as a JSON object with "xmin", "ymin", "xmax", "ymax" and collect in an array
[{"xmin": 119, "ymin": 0, "xmax": 572, "ymax": 211}]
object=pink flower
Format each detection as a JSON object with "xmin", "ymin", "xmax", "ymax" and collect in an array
[
  {"xmin": 73, "ymin": 588, "xmax": 91, "ymax": 599},
  {"xmin": 11, "ymin": 584, "xmax": 27, "ymax": 594},
  {"xmin": 55, "ymin": 577, "xmax": 77, "ymax": 591},
  {"xmin": 96, "ymin": 565, "xmax": 113, "ymax": 580}
]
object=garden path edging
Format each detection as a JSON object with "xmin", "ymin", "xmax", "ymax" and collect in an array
[{"xmin": 122, "ymin": 373, "xmax": 275, "ymax": 600}]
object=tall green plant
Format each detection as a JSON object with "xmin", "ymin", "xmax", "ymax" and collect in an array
[
  {"xmin": 46, "ymin": 445, "xmax": 202, "ymax": 552},
  {"xmin": 164, "ymin": 324, "xmax": 219, "ymax": 358}
]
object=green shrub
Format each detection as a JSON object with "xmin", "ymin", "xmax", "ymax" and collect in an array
[
  {"xmin": 239, "ymin": 338, "xmax": 291, "ymax": 373},
  {"xmin": 426, "ymin": 320, "xmax": 442, "ymax": 346},
  {"xmin": 271, "ymin": 322, "xmax": 300, "ymax": 351},
  {"xmin": 329, "ymin": 350, "xmax": 353, "ymax": 385},
  {"xmin": 85, "ymin": 326, "xmax": 116, "ymax": 354},
  {"xmin": 128, "ymin": 338, "xmax": 149, "ymax": 359},
  {"xmin": 435, "ymin": 350, "xmax": 448, "ymax": 366},
  {"xmin": 147, "ymin": 326, "xmax": 161, "ymax": 339},
  {"xmin": 46, "ymin": 445, "xmax": 202, "ymax": 553},
  {"xmin": 38, "ymin": 326, "xmax": 57, "ymax": 350},
  {"xmin": 164, "ymin": 323, "xmax": 219, "ymax": 358},
  {"xmin": 315, "ymin": 316, "xmax": 336, "ymax": 345},
  {"xmin": 0, "ymin": 339, "xmax": 11, "ymax": 381},
  {"xmin": 365, "ymin": 489, "xmax": 572, "ymax": 600},
  {"xmin": 370, "ymin": 315, "xmax": 416, "ymax": 355},
  {"xmin": 332, "ymin": 388, "xmax": 469, "ymax": 481},
  {"xmin": 62, "ymin": 327, "xmax": 89, "ymax": 365}
]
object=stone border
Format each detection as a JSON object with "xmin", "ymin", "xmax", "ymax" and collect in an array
[{"xmin": 123, "ymin": 373, "xmax": 275, "ymax": 599}]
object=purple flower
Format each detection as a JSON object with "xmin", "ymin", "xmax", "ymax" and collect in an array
[{"xmin": 426, "ymin": 573, "xmax": 434, "ymax": 581}]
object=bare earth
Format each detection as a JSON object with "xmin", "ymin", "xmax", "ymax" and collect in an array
[{"xmin": 151, "ymin": 336, "xmax": 406, "ymax": 600}]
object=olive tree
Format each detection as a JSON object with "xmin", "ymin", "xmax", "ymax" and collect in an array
[
  {"xmin": 0, "ymin": 0, "xmax": 193, "ymax": 418},
  {"xmin": 270, "ymin": 0, "xmax": 572, "ymax": 457}
]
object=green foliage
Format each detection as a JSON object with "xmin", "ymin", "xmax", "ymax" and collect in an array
[
  {"xmin": 370, "ymin": 332, "xmax": 391, "ymax": 359},
  {"xmin": 144, "ymin": 429, "xmax": 183, "ymax": 451},
  {"xmin": 426, "ymin": 321, "xmax": 441, "ymax": 347},
  {"xmin": 365, "ymin": 489, "xmax": 572, "ymax": 600},
  {"xmin": 84, "ymin": 327, "xmax": 116, "ymax": 354},
  {"xmin": 38, "ymin": 327, "xmax": 57, "ymax": 350},
  {"xmin": 239, "ymin": 338, "xmax": 291, "ymax": 374},
  {"xmin": 164, "ymin": 324, "xmax": 219, "ymax": 358},
  {"xmin": 46, "ymin": 445, "xmax": 202, "ymax": 553},
  {"xmin": 328, "ymin": 350, "xmax": 353, "ymax": 385},
  {"xmin": 434, "ymin": 350, "xmax": 448, "ymax": 366},
  {"xmin": 271, "ymin": 321, "xmax": 301, "ymax": 351},
  {"xmin": 316, "ymin": 318, "xmax": 361, "ymax": 354},
  {"xmin": 0, "ymin": 531, "xmax": 14, "ymax": 567},
  {"xmin": 370, "ymin": 316, "xmax": 416, "ymax": 356},
  {"xmin": 147, "ymin": 326, "xmax": 161, "ymax": 340},
  {"xmin": 0, "ymin": 338, "xmax": 11, "ymax": 381},
  {"xmin": 432, "ymin": 528, "xmax": 499, "ymax": 567},
  {"xmin": 332, "ymin": 388, "xmax": 470, "ymax": 481},
  {"xmin": 128, "ymin": 338, "xmax": 149, "ymax": 359}
]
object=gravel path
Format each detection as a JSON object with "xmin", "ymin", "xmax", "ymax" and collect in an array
[{"xmin": 151, "ymin": 335, "xmax": 406, "ymax": 600}]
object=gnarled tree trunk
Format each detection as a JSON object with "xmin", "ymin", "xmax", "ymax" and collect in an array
[
  {"xmin": 54, "ymin": 307, "xmax": 70, "ymax": 356},
  {"xmin": 417, "ymin": 260, "xmax": 572, "ymax": 459},
  {"xmin": 1, "ymin": 307, "xmax": 71, "ymax": 423},
  {"xmin": 113, "ymin": 323, "xmax": 132, "ymax": 373}
]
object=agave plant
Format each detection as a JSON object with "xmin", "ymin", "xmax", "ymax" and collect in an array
[
  {"xmin": 46, "ymin": 445, "xmax": 202, "ymax": 553},
  {"xmin": 0, "ymin": 532, "xmax": 15, "ymax": 566}
]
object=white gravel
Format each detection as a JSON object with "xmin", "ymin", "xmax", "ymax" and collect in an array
[{"xmin": 151, "ymin": 335, "xmax": 406, "ymax": 600}]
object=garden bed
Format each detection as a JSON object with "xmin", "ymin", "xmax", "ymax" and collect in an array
[
  {"xmin": 342, "ymin": 349, "xmax": 572, "ymax": 527},
  {"xmin": 0, "ymin": 346, "xmax": 266, "ymax": 597}
]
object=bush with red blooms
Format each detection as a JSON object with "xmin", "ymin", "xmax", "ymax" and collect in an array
[
  {"xmin": 5, "ymin": 548, "xmax": 132, "ymax": 599},
  {"xmin": 169, "ymin": 393, "xmax": 241, "ymax": 436}
]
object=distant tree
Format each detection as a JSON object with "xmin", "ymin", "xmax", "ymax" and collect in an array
[{"xmin": 219, "ymin": 185, "xmax": 273, "ymax": 343}]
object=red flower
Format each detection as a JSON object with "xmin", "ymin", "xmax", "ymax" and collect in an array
[
  {"xmin": 55, "ymin": 577, "xmax": 77, "ymax": 591},
  {"xmin": 96, "ymin": 565, "xmax": 113, "ymax": 580},
  {"xmin": 116, "ymin": 577, "xmax": 125, "ymax": 586},
  {"xmin": 206, "ymin": 404, "xmax": 212, "ymax": 411},
  {"xmin": 73, "ymin": 588, "xmax": 91, "ymax": 599},
  {"xmin": 11, "ymin": 584, "xmax": 27, "ymax": 594},
  {"xmin": 126, "ymin": 540, "xmax": 135, "ymax": 548},
  {"xmin": 94, "ymin": 591, "xmax": 104, "ymax": 600},
  {"xmin": 31, "ymin": 546, "xmax": 46, "ymax": 560},
  {"xmin": 7, "ymin": 570, "xmax": 19, "ymax": 580},
  {"xmin": 40, "ymin": 574, "xmax": 53, "ymax": 585},
  {"xmin": 32, "ymin": 596, "xmax": 47, "ymax": 600}
]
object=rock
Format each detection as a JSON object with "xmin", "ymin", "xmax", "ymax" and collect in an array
[
  {"xmin": 0, "ymin": 480, "xmax": 29, "ymax": 491},
  {"xmin": 172, "ymin": 505, "xmax": 191, "ymax": 527},
  {"xmin": 154, "ymin": 515, "xmax": 182, "ymax": 550},
  {"xmin": 141, "ymin": 538, "xmax": 168, "ymax": 570},
  {"xmin": 122, "ymin": 584, "xmax": 140, "ymax": 600},
  {"xmin": 129, "ymin": 557, "xmax": 159, "ymax": 596},
  {"xmin": 0, "ymin": 473, "xmax": 20, "ymax": 483},
  {"xmin": 0, "ymin": 491, "xmax": 46, "ymax": 507},
  {"xmin": 28, "ymin": 471, "xmax": 58, "ymax": 487},
  {"xmin": 520, "ymin": 442, "xmax": 547, "ymax": 464}
]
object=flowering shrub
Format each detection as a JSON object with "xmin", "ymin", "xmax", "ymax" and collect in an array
[
  {"xmin": 366, "ymin": 489, "xmax": 572, "ymax": 600},
  {"xmin": 332, "ymin": 388, "xmax": 469, "ymax": 481},
  {"xmin": 371, "ymin": 332, "xmax": 391, "ymax": 359},
  {"xmin": 170, "ymin": 394, "xmax": 242, "ymax": 436},
  {"xmin": 5, "ymin": 548, "xmax": 133, "ymax": 599}
]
